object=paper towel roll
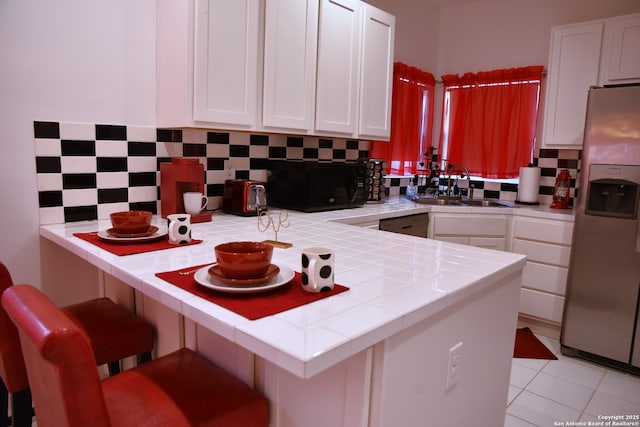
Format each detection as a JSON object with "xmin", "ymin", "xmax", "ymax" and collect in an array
[{"xmin": 517, "ymin": 166, "xmax": 541, "ymax": 204}]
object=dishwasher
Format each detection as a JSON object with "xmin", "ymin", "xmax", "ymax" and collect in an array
[{"xmin": 378, "ymin": 213, "xmax": 429, "ymax": 238}]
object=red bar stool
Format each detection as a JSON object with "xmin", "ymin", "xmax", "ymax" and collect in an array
[
  {"xmin": 0, "ymin": 262, "xmax": 154, "ymax": 427},
  {"xmin": 2, "ymin": 284, "xmax": 269, "ymax": 427}
]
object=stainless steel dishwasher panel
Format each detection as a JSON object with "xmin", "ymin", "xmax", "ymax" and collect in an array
[{"xmin": 379, "ymin": 213, "xmax": 429, "ymax": 238}]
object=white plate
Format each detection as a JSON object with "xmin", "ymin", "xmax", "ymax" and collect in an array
[
  {"xmin": 97, "ymin": 227, "xmax": 168, "ymax": 243},
  {"xmin": 194, "ymin": 264, "xmax": 295, "ymax": 294}
]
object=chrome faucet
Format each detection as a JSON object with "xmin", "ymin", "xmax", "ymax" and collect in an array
[{"xmin": 445, "ymin": 164, "xmax": 470, "ymax": 200}]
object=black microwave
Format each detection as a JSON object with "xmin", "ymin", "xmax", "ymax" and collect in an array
[{"xmin": 267, "ymin": 160, "xmax": 367, "ymax": 212}]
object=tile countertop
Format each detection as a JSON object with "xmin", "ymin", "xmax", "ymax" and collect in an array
[{"xmin": 38, "ymin": 196, "xmax": 557, "ymax": 379}]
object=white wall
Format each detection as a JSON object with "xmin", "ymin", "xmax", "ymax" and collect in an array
[
  {"xmin": 365, "ymin": 0, "xmax": 441, "ymax": 72},
  {"xmin": 437, "ymin": 0, "xmax": 640, "ymax": 76},
  {"xmin": 367, "ymin": 0, "xmax": 639, "ymax": 77},
  {"xmin": 0, "ymin": 1, "xmax": 156, "ymax": 298}
]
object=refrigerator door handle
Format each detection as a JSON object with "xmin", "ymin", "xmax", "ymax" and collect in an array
[{"xmin": 637, "ymin": 220, "xmax": 640, "ymax": 253}]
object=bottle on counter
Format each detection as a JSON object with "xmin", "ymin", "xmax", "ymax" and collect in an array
[
  {"xmin": 550, "ymin": 169, "xmax": 571, "ymax": 209},
  {"xmin": 406, "ymin": 175, "xmax": 417, "ymax": 198}
]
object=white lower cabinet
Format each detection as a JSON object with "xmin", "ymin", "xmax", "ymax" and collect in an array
[
  {"xmin": 429, "ymin": 213, "xmax": 508, "ymax": 251},
  {"xmin": 428, "ymin": 211, "xmax": 575, "ymax": 327},
  {"xmin": 512, "ymin": 216, "xmax": 574, "ymax": 324}
]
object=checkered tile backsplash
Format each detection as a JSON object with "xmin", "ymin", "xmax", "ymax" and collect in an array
[
  {"xmin": 33, "ymin": 121, "xmax": 580, "ymax": 224},
  {"xmin": 386, "ymin": 148, "xmax": 581, "ymax": 207},
  {"xmin": 33, "ymin": 121, "xmax": 367, "ymax": 224}
]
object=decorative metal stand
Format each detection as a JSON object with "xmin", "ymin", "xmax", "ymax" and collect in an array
[{"xmin": 257, "ymin": 207, "xmax": 292, "ymax": 248}]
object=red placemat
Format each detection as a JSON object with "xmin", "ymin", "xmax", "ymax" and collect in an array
[
  {"xmin": 73, "ymin": 232, "xmax": 203, "ymax": 256},
  {"xmin": 155, "ymin": 264, "xmax": 350, "ymax": 320}
]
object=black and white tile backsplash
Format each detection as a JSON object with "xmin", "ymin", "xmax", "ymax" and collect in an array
[
  {"xmin": 386, "ymin": 148, "xmax": 581, "ymax": 207},
  {"xmin": 34, "ymin": 121, "xmax": 367, "ymax": 224},
  {"xmin": 34, "ymin": 120, "xmax": 580, "ymax": 224}
]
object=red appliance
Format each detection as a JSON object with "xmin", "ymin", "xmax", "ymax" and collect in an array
[
  {"xmin": 550, "ymin": 168, "xmax": 571, "ymax": 209},
  {"xmin": 222, "ymin": 179, "xmax": 266, "ymax": 216},
  {"xmin": 160, "ymin": 158, "xmax": 212, "ymax": 222}
]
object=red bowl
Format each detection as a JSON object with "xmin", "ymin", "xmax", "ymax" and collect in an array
[
  {"xmin": 109, "ymin": 211, "xmax": 152, "ymax": 234},
  {"xmin": 214, "ymin": 241, "xmax": 273, "ymax": 279}
]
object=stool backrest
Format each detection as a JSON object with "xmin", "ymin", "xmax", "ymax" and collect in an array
[
  {"xmin": 2, "ymin": 284, "xmax": 112, "ymax": 427},
  {"xmin": 0, "ymin": 261, "xmax": 29, "ymax": 392}
]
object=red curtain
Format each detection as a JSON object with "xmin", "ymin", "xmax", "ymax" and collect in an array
[
  {"xmin": 369, "ymin": 62, "xmax": 436, "ymax": 175},
  {"xmin": 438, "ymin": 66, "xmax": 543, "ymax": 179}
]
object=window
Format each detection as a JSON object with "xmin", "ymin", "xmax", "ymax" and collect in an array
[
  {"xmin": 369, "ymin": 62, "xmax": 436, "ymax": 175},
  {"xmin": 438, "ymin": 66, "xmax": 543, "ymax": 179}
]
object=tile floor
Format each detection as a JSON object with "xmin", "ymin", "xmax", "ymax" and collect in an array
[{"xmin": 505, "ymin": 333, "xmax": 640, "ymax": 426}]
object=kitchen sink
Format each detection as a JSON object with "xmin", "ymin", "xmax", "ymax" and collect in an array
[
  {"xmin": 461, "ymin": 199, "xmax": 517, "ymax": 208},
  {"xmin": 406, "ymin": 196, "xmax": 516, "ymax": 208},
  {"xmin": 406, "ymin": 196, "xmax": 467, "ymax": 206}
]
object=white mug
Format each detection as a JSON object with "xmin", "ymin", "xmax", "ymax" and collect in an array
[
  {"xmin": 167, "ymin": 213, "xmax": 192, "ymax": 244},
  {"xmin": 183, "ymin": 192, "xmax": 208, "ymax": 215},
  {"xmin": 301, "ymin": 247, "xmax": 334, "ymax": 293}
]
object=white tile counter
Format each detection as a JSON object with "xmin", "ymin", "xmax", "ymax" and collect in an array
[
  {"xmin": 40, "ymin": 199, "xmax": 528, "ymax": 379},
  {"xmin": 40, "ymin": 199, "xmax": 530, "ymax": 426}
]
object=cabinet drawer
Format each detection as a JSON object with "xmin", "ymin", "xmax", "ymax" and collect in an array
[
  {"xmin": 433, "ymin": 216, "xmax": 507, "ymax": 236},
  {"xmin": 469, "ymin": 237, "xmax": 506, "ymax": 251},
  {"xmin": 522, "ymin": 262, "xmax": 568, "ymax": 295},
  {"xmin": 519, "ymin": 288, "xmax": 564, "ymax": 323},
  {"xmin": 513, "ymin": 217, "xmax": 574, "ymax": 244},
  {"xmin": 512, "ymin": 239, "xmax": 571, "ymax": 267}
]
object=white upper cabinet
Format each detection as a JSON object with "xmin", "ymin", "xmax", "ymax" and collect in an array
[
  {"xmin": 193, "ymin": 0, "xmax": 261, "ymax": 127},
  {"xmin": 315, "ymin": 0, "xmax": 362, "ymax": 135},
  {"xmin": 600, "ymin": 13, "xmax": 640, "ymax": 85},
  {"xmin": 359, "ymin": 4, "xmax": 395, "ymax": 140},
  {"xmin": 157, "ymin": 0, "xmax": 395, "ymax": 139},
  {"xmin": 315, "ymin": 0, "xmax": 395, "ymax": 140},
  {"xmin": 541, "ymin": 21, "xmax": 603, "ymax": 149},
  {"xmin": 262, "ymin": 0, "xmax": 318, "ymax": 131},
  {"xmin": 542, "ymin": 12, "xmax": 640, "ymax": 149}
]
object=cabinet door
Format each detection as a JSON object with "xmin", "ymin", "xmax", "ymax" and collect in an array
[
  {"xmin": 193, "ymin": 0, "xmax": 260, "ymax": 126},
  {"xmin": 542, "ymin": 22, "xmax": 603, "ymax": 149},
  {"xmin": 358, "ymin": 4, "xmax": 395, "ymax": 140},
  {"xmin": 600, "ymin": 13, "xmax": 640, "ymax": 85},
  {"xmin": 262, "ymin": 0, "xmax": 318, "ymax": 130},
  {"xmin": 316, "ymin": 0, "xmax": 362, "ymax": 135},
  {"xmin": 432, "ymin": 215, "xmax": 507, "ymax": 236}
]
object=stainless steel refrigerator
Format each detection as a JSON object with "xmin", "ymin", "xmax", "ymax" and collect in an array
[{"xmin": 561, "ymin": 84, "xmax": 640, "ymax": 374}]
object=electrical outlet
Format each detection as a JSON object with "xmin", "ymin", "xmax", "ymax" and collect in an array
[
  {"xmin": 446, "ymin": 342, "xmax": 463, "ymax": 391},
  {"xmin": 226, "ymin": 159, "xmax": 235, "ymax": 178}
]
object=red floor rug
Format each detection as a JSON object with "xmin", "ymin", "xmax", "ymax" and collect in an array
[{"xmin": 513, "ymin": 327, "xmax": 558, "ymax": 360}]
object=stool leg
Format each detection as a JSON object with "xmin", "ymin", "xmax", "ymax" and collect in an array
[
  {"xmin": 0, "ymin": 380, "xmax": 8, "ymax": 427},
  {"xmin": 11, "ymin": 388, "xmax": 32, "ymax": 427},
  {"xmin": 137, "ymin": 351, "xmax": 152, "ymax": 366},
  {"xmin": 108, "ymin": 361, "xmax": 121, "ymax": 376}
]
